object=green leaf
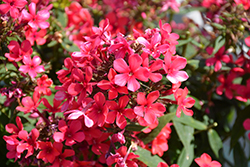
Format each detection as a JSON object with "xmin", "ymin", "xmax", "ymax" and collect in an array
[
  {"xmin": 190, "ymin": 40, "xmax": 204, "ymax": 48},
  {"xmin": 47, "ymin": 40, "xmax": 58, "ymax": 47},
  {"xmin": 176, "ymin": 38, "xmax": 192, "ymax": 47},
  {"xmin": 211, "ymin": 23, "xmax": 226, "ymax": 30},
  {"xmin": 212, "ymin": 36, "xmax": 225, "ymax": 55},
  {"xmin": 138, "ymin": 112, "xmax": 175, "ymax": 144},
  {"xmin": 173, "ymin": 114, "xmax": 207, "ymax": 130},
  {"xmin": 134, "ymin": 146, "xmax": 164, "ymax": 167},
  {"xmin": 126, "ymin": 123, "xmax": 147, "ymax": 131},
  {"xmin": 230, "ymin": 105, "xmax": 250, "ymax": 149},
  {"xmin": 178, "ymin": 7, "xmax": 207, "ymax": 14},
  {"xmin": 57, "ymin": 9, "xmax": 68, "ymax": 28},
  {"xmin": 207, "ymin": 129, "xmax": 223, "ymax": 158},
  {"xmin": 173, "ymin": 121, "xmax": 194, "ymax": 150},
  {"xmin": 174, "ymin": 121, "xmax": 194, "ymax": 167},
  {"xmin": 233, "ymin": 142, "xmax": 248, "ymax": 167},
  {"xmin": 177, "ymin": 143, "xmax": 194, "ymax": 167}
]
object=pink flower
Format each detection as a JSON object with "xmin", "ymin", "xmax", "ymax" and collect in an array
[
  {"xmin": 161, "ymin": 0, "xmax": 180, "ymax": 12},
  {"xmin": 243, "ymin": 118, "xmax": 250, "ymax": 140},
  {"xmin": 87, "ymin": 92, "xmax": 109, "ymax": 127},
  {"xmin": 134, "ymin": 90, "xmax": 165, "ymax": 124},
  {"xmin": 106, "ymin": 146, "xmax": 139, "ymax": 167},
  {"xmin": 195, "ymin": 153, "xmax": 221, "ymax": 167},
  {"xmin": 97, "ymin": 68, "xmax": 128, "ymax": 100},
  {"xmin": 158, "ymin": 162, "xmax": 179, "ymax": 167},
  {"xmin": 5, "ymin": 116, "xmax": 23, "ymax": 135},
  {"xmin": 35, "ymin": 75, "xmax": 53, "ymax": 96},
  {"xmin": 174, "ymin": 87, "xmax": 195, "ymax": 117},
  {"xmin": 25, "ymin": 28, "xmax": 47, "ymax": 45},
  {"xmin": 16, "ymin": 128, "xmax": 39, "ymax": 158},
  {"xmin": 16, "ymin": 92, "xmax": 41, "ymax": 114},
  {"xmin": 21, "ymin": 2, "xmax": 50, "ymax": 30},
  {"xmin": 37, "ymin": 141, "xmax": 60, "ymax": 163},
  {"xmin": 114, "ymin": 54, "xmax": 150, "ymax": 92},
  {"xmin": 106, "ymin": 95, "xmax": 136, "ymax": 129},
  {"xmin": 0, "ymin": 0, "xmax": 27, "ymax": 19},
  {"xmin": 137, "ymin": 31, "xmax": 170, "ymax": 59},
  {"xmin": 5, "ymin": 40, "xmax": 33, "ymax": 62},
  {"xmin": 163, "ymin": 53, "xmax": 189, "ymax": 84},
  {"xmin": 19, "ymin": 55, "xmax": 45, "ymax": 78},
  {"xmin": 234, "ymin": 0, "xmax": 250, "ymax": 10},
  {"xmin": 51, "ymin": 142, "xmax": 75, "ymax": 167},
  {"xmin": 42, "ymin": 98, "xmax": 62, "ymax": 113},
  {"xmin": 53, "ymin": 120, "xmax": 85, "ymax": 146},
  {"xmin": 205, "ymin": 46, "xmax": 230, "ymax": 72}
]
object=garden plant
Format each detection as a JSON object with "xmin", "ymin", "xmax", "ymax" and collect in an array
[{"xmin": 1, "ymin": 0, "xmax": 250, "ymax": 166}]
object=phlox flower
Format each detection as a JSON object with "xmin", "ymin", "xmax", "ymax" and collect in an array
[
  {"xmin": 195, "ymin": 153, "xmax": 221, "ymax": 167},
  {"xmin": 51, "ymin": 142, "xmax": 75, "ymax": 167},
  {"xmin": 16, "ymin": 91, "xmax": 41, "ymax": 114},
  {"xmin": 243, "ymin": 118, "xmax": 250, "ymax": 140},
  {"xmin": 0, "ymin": 0, "xmax": 27, "ymax": 19},
  {"xmin": 114, "ymin": 54, "xmax": 150, "ymax": 92},
  {"xmin": 19, "ymin": 55, "xmax": 45, "ymax": 78},
  {"xmin": 134, "ymin": 90, "xmax": 165, "ymax": 124},
  {"xmin": 163, "ymin": 53, "xmax": 189, "ymax": 84},
  {"xmin": 106, "ymin": 146, "xmax": 139, "ymax": 167},
  {"xmin": 205, "ymin": 46, "xmax": 230, "ymax": 72},
  {"xmin": 53, "ymin": 120, "xmax": 85, "ymax": 146},
  {"xmin": 5, "ymin": 116, "xmax": 23, "ymax": 135},
  {"xmin": 97, "ymin": 68, "xmax": 128, "ymax": 100},
  {"xmin": 37, "ymin": 141, "xmax": 60, "ymax": 163},
  {"xmin": 35, "ymin": 75, "xmax": 53, "ymax": 96},
  {"xmin": 16, "ymin": 128, "xmax": 39, "ymax": 158},
  {"xmin": 21, "ymin": 2, "xmax": 50, "ymax": 30},
  {"xmin": 174, "ymin": 87, "xmax": 195, "ymax": 117},
  {"xmin": 25, "ymin": 28, "xmax": 47, "ymax": 45},
  {"xmin": 158, "ymin": 162, "xmax": 179, "ymax": 167},
  {"xmin": 5, "ymin": 40, "xmax": 33, "ymax": 62},
  {"xmin": 106, "ymin": 95, "xmax": 136, "ymax": 129}
]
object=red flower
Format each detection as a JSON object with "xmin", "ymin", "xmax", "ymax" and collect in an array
[
  {"xmin": 114, "ymin": 54, "xmax": 149, "ymax": 92},
  {"xmin": 67, "ymin": 67, "xmax": 93, "ymax": 103},
  {"xmin": 174, "ymin": 87, "xmax": 195, "ymax": 117},
  {"xmin": 137, "ymin": 32, "xmax": 169, "ymax": 59},
  {"xmin": 243, "ymin": 118, "xmax": 250, "ymax": 140},
  {"xmin": 5, "ymin": 116, "xmax": 23, "ymax": 135},
  {"xmin": 25, "ymin": 28, "xmax": 47, "ymax": 45},
  {"xmin": 195, "ymin": 153, "xmax": 221, "ymax": 167},
  {"xmin": 37, "ymin": 141, "xmax": 60, "ymax": 163},
  {"xmin": 106, "ymin": 146, "xmax": 139, "ymax": 167},
  {"xmin": 53, "ymin": 120, "xmax": 85, "ymax": 146},
  {"xmin": 5, "ymin": 40, "xmax": 33, "ymax": 62},
  {"xmin": 205, "ymin": 46, "xmax": 230, "ymax": 72},
  {"xmin": 158, "ymin": 162, "xmax": 179, "ymax": 167},
  {"xmin": 35, "ymin": 75, "xmax": 53, "ymax": 96},
  {"xmin": 151, "ymin": 123, "xmax": 172, "ymax": 156},
  {"xmin": 106, "ymin": 95, "xmax": 136, "ymax": 129},
  {"xmin": 42, "ymin": 98, "xmax": 62, "ymax": 113},
  {"xmin": 0, "ymin": 0, "xmax": 27, "ymax": 19},
  {"xmin": 163, "ymin": 53, "xmax": 189, "ymax": 84},
  {"xmin": 19, "ymin": 55, "xmax": 45, "ymax": 78},
  {"xmin": 16, "ymin": 128, "xmax": 39, "ymax": 158},
  {"xmin": 97, "ymin": 68, "xmax": 128, "ymax": 100},
  {"xmin": 134, "ymin": 90, "xmax": 165, "ymax": 124},
  {"xmin": 51, "ymin": 142, "xmax": 75, "ymax": 167},
  {"xmin": 16, "ymin": 92, "xmax": 41, "ymax": 114},
  {"xmin": 21, "ymin": 2, "xmax": 50, "ymax": 30},
  {"xmin": 87, "ymin": 92, "xmax": 109, "ymax": 127}
]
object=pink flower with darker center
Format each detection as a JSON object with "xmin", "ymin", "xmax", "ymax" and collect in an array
[
  {"xmin": 53, "ymin": 120, "xmax": 85, "ymax": 146},
  {"xmin": 0, "ymin": 0, "xmax": 27, "ymax": 19},
  {"xmin": 19, "ymin": 55, "xmax": 45, "ymax": 78},
  {"xmin": 114, "ymin": 54, "xmax": 150, "ymax": 92},
  {"xmin": 21, "ymin": 2, "xmax": 50, "ymax": 30}
]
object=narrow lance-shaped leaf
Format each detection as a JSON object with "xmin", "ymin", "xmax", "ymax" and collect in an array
[
  {"xmin": 207, "ymin": 129, "xmax": 223, "ymax": 158},
  {"xmin": 173, "ymin": 114, "xmax": 207, "ymax": 130},
  {"xmin": 134, "ymin": 146, "xmax": 165, "ymax": 167},
  {"xmin": 138, "ymin": 112, "xmax": 175, "ymax": 144}
]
